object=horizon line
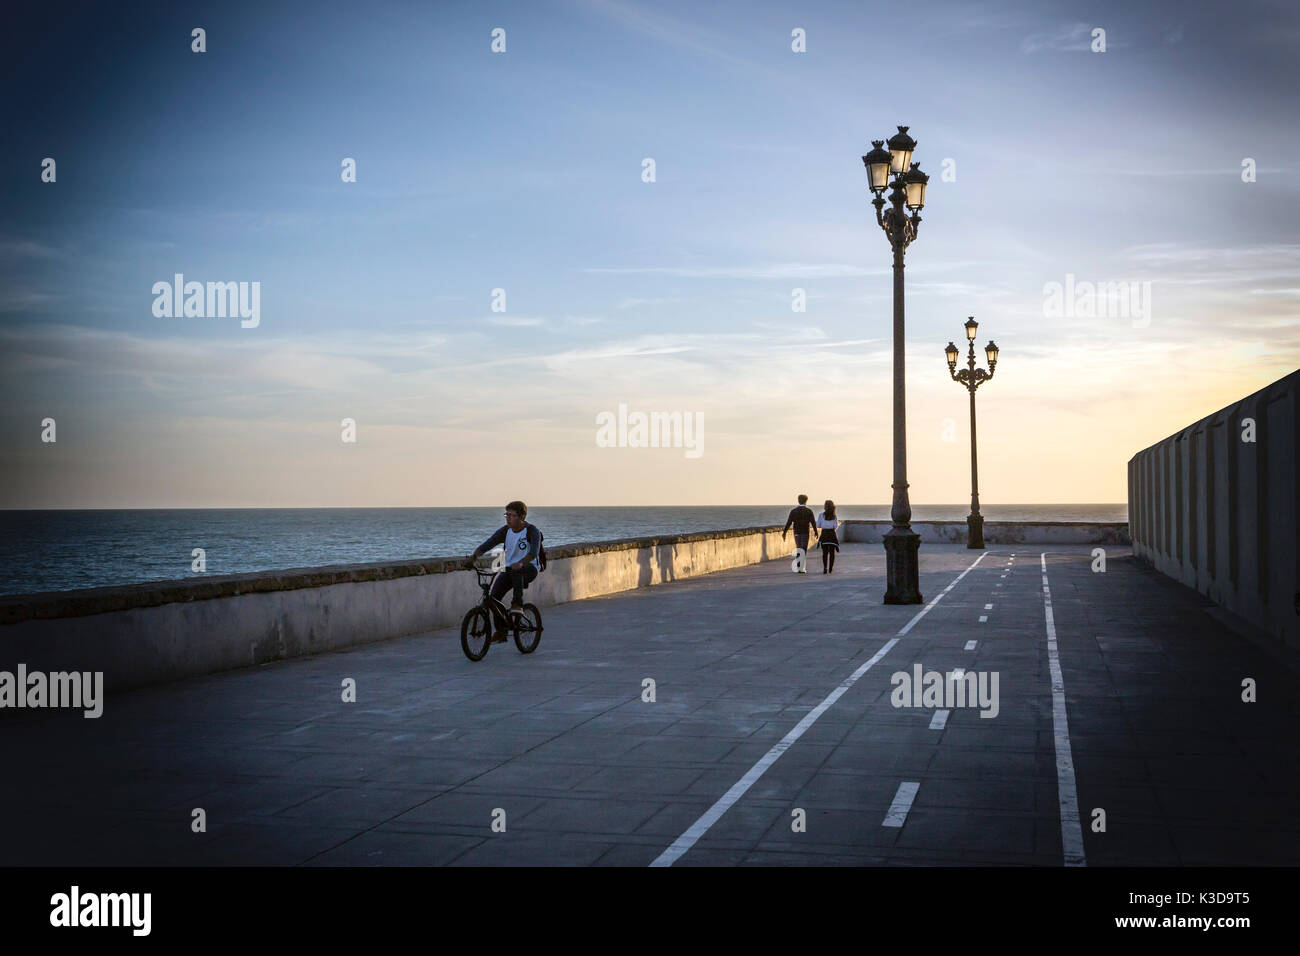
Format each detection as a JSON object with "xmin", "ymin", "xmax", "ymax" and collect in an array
[{"xmin": 0, "ymin": 502, "xmax": 1130, "ymax": 511}]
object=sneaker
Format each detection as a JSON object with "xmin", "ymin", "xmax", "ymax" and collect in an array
[{"xmin": 509, "ymin": 601, "xmax": 525, "ymax": 615}]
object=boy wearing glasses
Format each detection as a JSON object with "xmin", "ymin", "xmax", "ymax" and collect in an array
[{"xmin": 468, "ymin": 500, "xmax": 543, "ymax": 638}]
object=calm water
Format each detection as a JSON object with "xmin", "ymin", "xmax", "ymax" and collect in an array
[{"xmin": 0, "ymin": 505, "xmax": 1126, "ymax": 597}]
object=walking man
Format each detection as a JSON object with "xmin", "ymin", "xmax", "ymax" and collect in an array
[{"xmin": 782, "ymin": 494, "xmax": 819, "ymax": 574}]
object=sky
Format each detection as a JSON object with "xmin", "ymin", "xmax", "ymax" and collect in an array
[{"xmin": 1, "ymin": 0, "xmax": 1297, "ymax": 508}]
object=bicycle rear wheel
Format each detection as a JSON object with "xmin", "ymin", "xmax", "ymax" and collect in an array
[
  {"xmin": 460, "ymin": 606, "xmax": 492, "ymax": 661},
  {"xmin": 513, "ymin": 603, "xmax": 543, "ymax": 654}
]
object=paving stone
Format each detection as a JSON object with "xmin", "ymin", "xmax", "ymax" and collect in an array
[{"xmin": 3, "ymin": 544, "xmax": 1297, "ymax": 866}]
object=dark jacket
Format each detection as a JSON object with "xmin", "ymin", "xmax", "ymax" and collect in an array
[{"xmin": 783, "ymin": 506, "xmax": 816, "ymax": 535}]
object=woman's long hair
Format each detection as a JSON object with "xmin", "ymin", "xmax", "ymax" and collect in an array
[{"xmin": 824, "ymin": 499, "xmax": 836, "ymax": 520}]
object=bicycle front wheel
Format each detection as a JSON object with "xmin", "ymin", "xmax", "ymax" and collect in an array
[
  {"xmin": 513, "ymin": 603, "xmax": 543, "ymax": 654},
  {"xmin": 461, "ymin": 606, "xmax": 492, "ymax": 661}
]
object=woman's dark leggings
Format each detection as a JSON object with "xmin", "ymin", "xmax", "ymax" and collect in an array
[{"xmin": 822, "ymin": 547, "xmax": 836, "ymax": 572}]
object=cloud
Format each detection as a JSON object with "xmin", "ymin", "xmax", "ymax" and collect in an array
[
  {"xmin": 1120, "ymin": 242, "xmax": 1300, "ymax": 287},
  {"xmin": 586, "ymin": 263, "xmax": 884, "ymax": 279},
  {"xmin": 1021, "ymin": 23, "xmax": 1102, "ymax": 53},
  {"xmin": 0, "ymin": 291, "xmax": 62, "ymax": 313},
  {"xmin": 571, "ymin": 0, "xmax": 755, "ymax": 68},
  {"xmin": 0, "ymin": 237, "xmax": 64, "ymax": 259},
  {"xmin": 486, "ymin": 315, "xmax": 546, "ymax": 327}
]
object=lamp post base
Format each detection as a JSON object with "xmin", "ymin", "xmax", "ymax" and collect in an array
[
  {"xmin": 883, "ymin": 528, "xmax": 923, "ymax": 604},
  {"xmin": 967, "ymin": 513, "xmax": 985, "ymax": 550}
]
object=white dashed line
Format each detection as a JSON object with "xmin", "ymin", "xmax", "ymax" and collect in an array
[
  {"xmin": 1041, "ymin": 552, "xmax": 1086, "ymax": 867},
  {"xmin": 650, "ymin": 552, "xmax": 989, "ymax": 866},
  {"xmin": 883, "ymin": 782, "xmax": 920, "ymax": 827},
  {"xmin": 984, "ymin": 603, "xmax": 994, "ymax": 610},
  {"xmin": 950, "ymin": 667, "xmax": 966, "ymax": 680},
  {"xmin": 964, "ymin": 640, "xmax": 977, "ymax": 650},
  {"xmin": 929, "ymin": 710, "xmax": 950, "ymax": 730},
  {"xmin": 979, "ymin": 615, "xmax": 988, "ymax": 623},
  {"xmin": 897, "ymin": 551, "xmax": 989, "ymax": 637}
]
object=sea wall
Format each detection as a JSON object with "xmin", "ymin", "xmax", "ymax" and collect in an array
[
  {"xmin": 0, "ymin": 525, "xmax": 798, "ymax": 692},
  {"xmin": 1127, "ymin": 369, "xmax": 1298, "ymax": 654},
  {"xmin": 2, "ymin": 518, "xmax": 1137, "ymax": 695},
  {"xmin": 839, "ymin": 521, "xmax": 1129, "ymax": 545}
]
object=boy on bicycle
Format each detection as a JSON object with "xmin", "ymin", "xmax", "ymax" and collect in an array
[{"xmin": 467, "ymin": 500, "xmax": 542, "ymax": 638}]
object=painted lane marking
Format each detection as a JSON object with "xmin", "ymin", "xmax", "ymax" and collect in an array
[
  {"xmin": 929, "ymin": 709, "xmax": 949, "ymax": 730},
  {"xmin": 650, "ymin": 637, "xmax": 897, "ymax": 865},
  {"xmin": 649, "ymin": 552, "xmax": 989, "ymax": 866},
  {"xmin": 1041, "ymin": 552, "xmax": 1086, "ymax": 867},
  {"xmin": 984, "ymin": 603, "xmax": 994, "ymax": 610},
  {"xmin": 882, "ymin": 782, "xmax": 920, "ymax": 827},
  {"xmin": 897, "ymin": 552, "xmax": 989, "ymax": 637},
  {"xmin": 964, "ymin": 640, "xmax": 977, "ymax": 650},
  {"xmin": 979, "ymin": 615, "xmax": 988, "ymax": 623}
]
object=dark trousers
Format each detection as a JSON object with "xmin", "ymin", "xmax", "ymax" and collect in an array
[{"xmin": 490, "ymin": 565, "xmax": 538, "ymax": 627}]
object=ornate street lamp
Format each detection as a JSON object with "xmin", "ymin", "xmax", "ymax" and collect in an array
[
  {"xmin": 945, "ymin": 317, "xmax": 999, "ymax": 549},
  {"xmin": 862, "ymin": 126, "xmax": 929, "ymax": 604}
]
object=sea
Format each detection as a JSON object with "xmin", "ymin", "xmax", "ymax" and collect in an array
[{"xmin": 0, "ymin": 505, "xmax": 1127, "ymax": 598}]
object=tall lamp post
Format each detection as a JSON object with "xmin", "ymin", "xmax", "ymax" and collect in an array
[
  {"xmin": 945, "ymin": 318, "xmax": 999, "ymax": 549},
  {"xmin": 863, "ymin": 127, "xmax": 930, "ymax": 604}
]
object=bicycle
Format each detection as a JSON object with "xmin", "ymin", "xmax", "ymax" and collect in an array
[{"xmin": 460, "ymin": 554, "xmax": 543, "ymax": 661}]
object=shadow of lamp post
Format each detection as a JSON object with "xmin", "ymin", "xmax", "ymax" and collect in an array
[
  {"xmin": 863, "ymin": 127, "xmax": 929, "ymax": 604},
  {"xmin": 945, "ymin": 318, "xmax": 999, "ymax": 549}
]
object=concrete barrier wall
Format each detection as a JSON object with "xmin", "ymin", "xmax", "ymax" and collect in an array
[
  {"xmin": 0, "ymin": 525, "xmax": 802, "ymax": 692},
  {"xmin": 1, "ymin": 517, "xmax": 1138, "ymax": 696},
  {"xmin": 840, "ymin": 521, "xmax": 1129, "ymax": 545},
  {"xmin": 1127, "ymin": 369, "xmax": 1299, "ymax": 653}
]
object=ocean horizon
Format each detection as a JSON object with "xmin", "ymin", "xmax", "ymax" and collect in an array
[{"xmin": 0, "ymin": 504, "xmax": 1127, "ymax": 597}]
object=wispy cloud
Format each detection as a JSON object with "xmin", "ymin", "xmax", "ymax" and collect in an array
[
  {"xmin": 586, "ymin": 263, "xmax": 883, "ymax": 279},
  {"xmin": 0, "ymin": 237, "xmax": 64, "ymax": 259},
  {"xmin": 0, "ymin": 291, "xmax": 61, "ymax": 312},
  {"xmin": 1021, "ymin": 22, "xmax": 1107, "ymax": 53},
  {"xmin": 1121, "ymin": 243, "xmax": 1300, "ymax": 287},
  {"xmin": 486, "ymin": 315, "xmax": 547, "ymax": 327},
  {"xmin": 571, "ymin": 0, "xmax": 755, "ymax": 68},
  {"xmin": 615, "ymin": 297, "xmax": 677, "ymax": 309}
]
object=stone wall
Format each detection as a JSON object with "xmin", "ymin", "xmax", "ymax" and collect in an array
[
  {"xmin": 839, "ymin": 521, "xmax": 1129, "ymax": 545},
  {"xmin": 0, "ymin": 525, "xmax": 799, "ymax": 692},
  {"xmin": 1, "ymin": 517, "xmax": 1141, "ymax": 695}
]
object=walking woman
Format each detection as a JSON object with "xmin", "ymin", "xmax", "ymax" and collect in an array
[{"xmin": 817, "ymin": 499, "xmax": 840, "ymax": 574}]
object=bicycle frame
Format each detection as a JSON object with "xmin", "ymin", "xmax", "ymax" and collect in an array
[{"xmin": 474, "ymin": 568, "xmax": 515, "ymax": 624}]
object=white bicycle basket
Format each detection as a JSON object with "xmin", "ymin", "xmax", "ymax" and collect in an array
[{"xmin": 475, "ymin": 548, "xmax": 505, "ymax": 572}]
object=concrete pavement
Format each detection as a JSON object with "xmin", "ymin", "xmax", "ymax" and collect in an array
[{"xmin": 2, "ymin": 543, "xmax": 1298, "ymax": 866}]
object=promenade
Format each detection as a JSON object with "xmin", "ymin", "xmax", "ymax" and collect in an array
[{"xmin": 3, "ymin": 543, "xmax": 1297, "ymax": 866}]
